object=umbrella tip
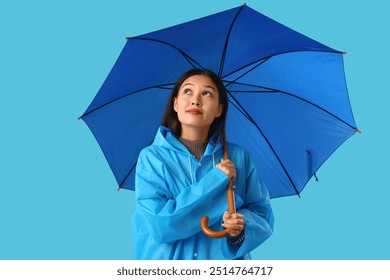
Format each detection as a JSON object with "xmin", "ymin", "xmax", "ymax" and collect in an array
[
  {"xmin": 342, "ymin": 51, "xmax": 347, "ymax": 55},
  {"xmin": 126, "ymin": 37, "xmax": 132, "ymax": 40},
  {"xmin": 243, "ymin": 2, "xmax": 247, "ymax": 6},
  {"xmin": 77, "ymin": 115, "xmax": 83, "ymax": 120},
  {"xmin": 355, "ymin": 128, "xmax": 362, "ymax": 134},
  {"xmin": 117, "ymin": 185, "xmax": 122, "ymax": 191}
]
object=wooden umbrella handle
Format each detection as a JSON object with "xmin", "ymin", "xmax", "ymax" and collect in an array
[
  {"xmin": 200, "ymin": 182, "xmax": 236, "ymax": 238},
  {"xmin": 200, "ymin": 131, "xmax": 236, "ymax": 238}
]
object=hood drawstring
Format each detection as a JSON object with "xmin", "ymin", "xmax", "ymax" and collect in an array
[
  {"xmin": 188, "ymin": 153, "xmax": 217, "ymax": 185},
  {"xmin": 188, "ymin": 157, "xmax": 194, "ymax": 185}
]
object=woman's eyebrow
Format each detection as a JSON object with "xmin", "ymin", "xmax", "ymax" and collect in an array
[
  {"xmin": 182, "ymin": 83, "xmax": 215, "ymax": 91},
  {"xmin": 204, "ymin": 85, "xmax": 216, "ymax": 91}
]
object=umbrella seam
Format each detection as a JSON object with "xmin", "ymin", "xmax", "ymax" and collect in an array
[
  {"xmin": 226, "ymin": 89, "xmax": 300, "ymax": 196},
  {"xmin": 222, "ymin": 49, "xmax": 343, "ymax": 80},
  {"xmin": 218, "ymin": 4, "xmax": 246, "ymax": 77},
  {"xmin": 81, "ymin": 83, "xmax": 174, "ymax": 119},
  {"xmin": 127, "ymin": 37, "xmax": 203, "ymax": 70},
  {"xmin": 118, "ymin": 138, "xmax": 155, "ymax": 190},
  {"xmin": 225, "ymin": 80, "xmax": 357, "ymax": 131},
  {"xmin": 223, "ymin": 57, "xmax": 271, "ymax": 88},
  {"xmin": 80, "ymin": 117, "xmax": 123, "ymax": 189}
]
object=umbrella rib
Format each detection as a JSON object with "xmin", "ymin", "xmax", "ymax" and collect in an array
[
  {"xmin": 226, "ymin": 89, "xmax": 301, "ymax": 196},
  {"xmin": 225, "ymin": 80, "xmax": 357, "ymax": 131},
  {"xmin": 80, "ymin": 83, "xmax": 174, "ymax": 119},
  {"xmin": 118, "ymin": 138, "xmax": 155, "ymax": 191},
  {"xmin": 128, "ymin": 37, "xmax": 203, "ymax": 70},
  {"xmin": 218, "ymin": 4, "xmax": 246, "ymax": 77},
  {"xmin": 222, "ymin": 57, "xmax": 271, "ymax": 83},
  {"xmin": 222, "ymin": 50, "xmax": 343, "ymax": 82},
  {"xmin": 223, "ymin": 57, "xmax": 271, "ymax": 89},
  {"xmin": 155, "ymin": 85, "xmax": 174, "ymax": 90},
  {"xmin": 229, "ymin": 90, "xmax": 276, "ymax": 93}
]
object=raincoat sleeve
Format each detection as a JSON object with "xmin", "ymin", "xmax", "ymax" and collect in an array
[
  {"xmin": 134, "ymin": 148, "xmax": 230, "ymax": 243},
  {"xmin": 221, "ymin": 148, "xmax": 274, "ymax": 259}
]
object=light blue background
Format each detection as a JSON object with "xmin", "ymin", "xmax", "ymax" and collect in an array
[{"xmin": 1, "ymin": 0, "xmax": 389, "ymax": 259}]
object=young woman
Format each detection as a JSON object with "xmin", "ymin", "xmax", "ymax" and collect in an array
[{"xmin": 132, "ymin": 69, "xmax": 274, "ymax": 259}]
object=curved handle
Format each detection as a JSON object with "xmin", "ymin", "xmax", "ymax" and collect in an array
[
  {"xmin": 200, "ymin": 130, "xmax": 236, "ymax": 238},
  {"xmin": 200, "ymin": 183, "xmax": 236, "ymax": 238},
  {"xmin": 200, "ymin": 216, "xmax": 229, "ymax": 238}
]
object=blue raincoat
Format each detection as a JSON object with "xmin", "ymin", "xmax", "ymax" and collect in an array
[{"xmin": 132, "ymin": 126, "xmax": 274, "ymax": 259}]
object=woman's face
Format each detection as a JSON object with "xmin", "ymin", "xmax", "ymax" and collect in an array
[{"xmin": 174, "ymin": 74, "xmax": 223, "ymax": 137}]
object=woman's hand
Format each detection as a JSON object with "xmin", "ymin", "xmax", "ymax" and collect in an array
[
  {"xmin": 222, "ymin": 211, "xmax": 245, "ymax": 236},
  {"xmin": 216, "ymin": 159, "xmax": 236, "ymax": 181}
]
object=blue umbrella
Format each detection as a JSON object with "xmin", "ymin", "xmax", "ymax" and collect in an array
[{"xmin": 80, "ymin": 4, "xmax": 359, "ymax": 200}]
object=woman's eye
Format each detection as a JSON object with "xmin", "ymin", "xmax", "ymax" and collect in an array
[
  {"xmin": 184, "ymin": 89, "xmax": 192, "ymax": 94},
  {"xmin": 203, "ymin": 91, "xmax": 211, "ymax": 97}
]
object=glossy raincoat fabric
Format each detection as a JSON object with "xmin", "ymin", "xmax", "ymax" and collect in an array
[{"xmin": 132, "ymin": 126, "xmax": 274, "ymax": 260}]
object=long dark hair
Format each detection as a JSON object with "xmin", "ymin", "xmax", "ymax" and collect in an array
[{"xmin": 161, "ymin": 69, "xmax": 228, "ymax": 139}]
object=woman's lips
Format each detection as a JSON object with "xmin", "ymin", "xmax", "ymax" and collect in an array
[{"xmin": 186, "ymin": 109, "xmax": 202, "ymax": 115}]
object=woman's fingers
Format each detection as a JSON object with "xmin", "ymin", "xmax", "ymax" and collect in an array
[
  {"xmin": 222, "ymin": 213, "xmax": 244, "ymax": 236},
  {"xmin": 216, "ymin": 159, "xmax": 236, "ymax": 181},
  {"xmin": 223, "ymin": 211, "xmax": 231, "ymax": 222}
]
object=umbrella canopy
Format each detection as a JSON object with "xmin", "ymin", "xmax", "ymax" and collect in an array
[{"xmin": 80, "ymin": 4, "xmax": 358, "ymax": 198}]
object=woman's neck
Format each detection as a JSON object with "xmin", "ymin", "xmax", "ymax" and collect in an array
[
  {"xmin": 179, "ymin": 137, "xmax": 208, "ymax": 160},
  {"xmin": 180, "ymin": 126, "xmax": 209, "ymax": 141}
]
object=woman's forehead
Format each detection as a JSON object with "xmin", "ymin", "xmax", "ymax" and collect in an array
[{"xmin": 181, "ymin": 75, "xmax": 217, "ymax": 89}]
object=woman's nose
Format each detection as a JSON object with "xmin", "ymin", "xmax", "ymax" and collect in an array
[
  {"xmin": 191, "ymin": 100, "xmax": 201, "ymax": 106},
  {"xmin": 191, "ymin": 95, "xmax": 201, "ymax": 106}
]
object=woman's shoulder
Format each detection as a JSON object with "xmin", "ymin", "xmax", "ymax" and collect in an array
[
  {"xmin": 226, "ymin": 142, "xmax": 252, "ymax": 164},
  {"xmin": 227, "ymin": 142, "xmax": 249, "ymax": 155},
  {"xmin": 138, "ymin": 144, "xmax": 165, "ymax": 159}
]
